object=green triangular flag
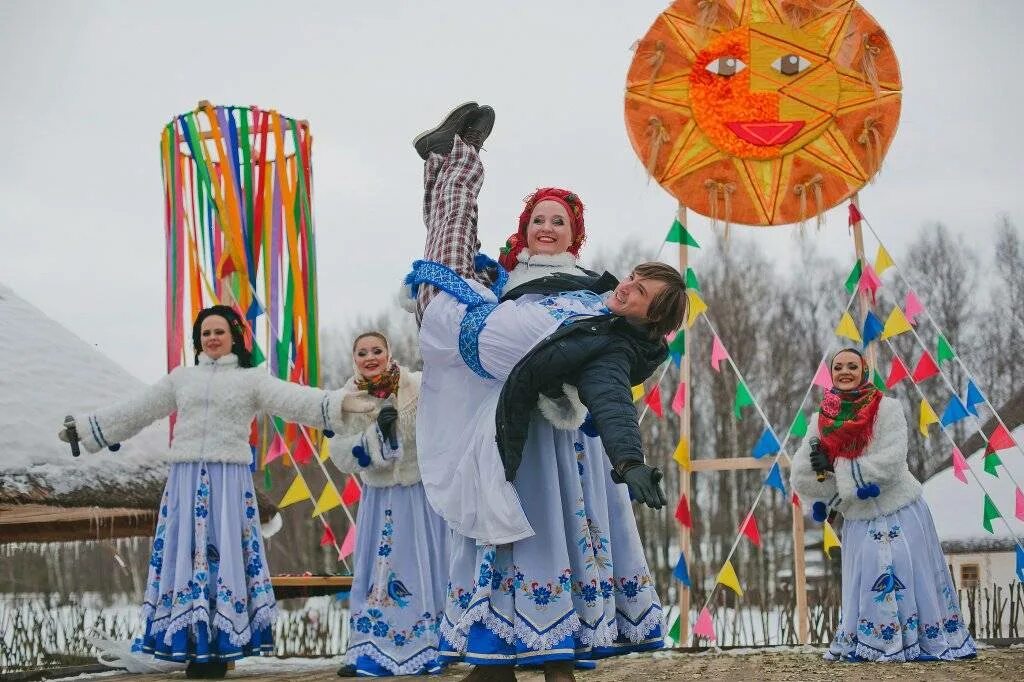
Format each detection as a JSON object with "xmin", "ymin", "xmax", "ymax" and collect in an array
[
  {"xmin": 685, "ymin": 267, "xmax": 701, "ymax": 292},
  {"xmin": 936, "ymin": 335, "xmax": 955, "ymax": 364},
  {"xmin": 734, "ymin": 380, "xmax": 754, "ymax": 419},
  {"xmin": 982, "ymin": 494, "xmax": 1001, "ymax": 533},
  {"xmin": 872, "ymin": 370, "xmax": 887, "ymax": 392},
  {"xmin": 250, "ymin": 340, "xmax": 266, "ymax": 367},
  {"xmin": 667, "ymin": 615, "xmax": 680, "ymax": 643},
  {"xmin": 983, "ymin": 453, "xmax": 1002, "ymax": 477},
  {"xmin": 666, "ymin": 219, "xmax": 700, "ymax": 248},
  {"xmin": 790, "ymin": 412, "xmax": 808, "ymax": 438},
  {"xmin": 844, "ymin": 260, "xmax": 863, "ymax": 295},
  {"xmin": 263, "ymin": 465, "xmax": 273, "ymax": 490},
  {"xmin": 668, "ymin": 328, "xmax": 686, "ymax": 357}
]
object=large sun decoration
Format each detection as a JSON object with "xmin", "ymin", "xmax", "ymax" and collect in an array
[{"xmin": 625, "ymin": 0, "xmax": 901, "ymax": 227}]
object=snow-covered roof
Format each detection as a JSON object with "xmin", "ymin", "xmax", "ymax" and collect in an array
[
  {"xmin": 922, "ymin": 424, "xmax": 1024, "ymax": 550},
  {"xmin": 0, "ymin": 282, "xmax": 171, "ymax": 505}
]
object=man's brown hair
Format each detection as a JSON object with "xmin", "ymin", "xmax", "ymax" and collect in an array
[{"xmin": 633, "ymin": 262, "xmax": 687, "ymax": 338}]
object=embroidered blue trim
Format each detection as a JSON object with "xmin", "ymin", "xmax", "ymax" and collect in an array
[
  {"xmin": 473, "ymin": 252, "xmax": 508, "ymax": 297},
  {"xmin": 460, "ymin": 303, "xmax": 498, "ymax": 380},
  {"xmin": 90, "ymin": 415, "xmax": 110, "ymax": 449},
  {"xmin": 320, "ymin": 395, "xmax": 331, "ymax": 431},
  {"xmin": 404, "ymin": 260, "xmax": 490, "ymax": 307}
]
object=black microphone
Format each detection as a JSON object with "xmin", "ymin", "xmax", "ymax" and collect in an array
[
  {"xmin": 64, "ymin": 415, "xmax": 81, "ymax": 457},
  {"xmin": 385, "ymin": 401, "xmax": 399, "ymax": 451},
  {"xmin": 810, "ymin": 436, "xmax": 828, "ymax": 482}
]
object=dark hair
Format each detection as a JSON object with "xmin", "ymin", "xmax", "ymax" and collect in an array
[
  {"xmin": 633, "ymin": 262, "xmax": 688, "ymax": 338},
  {"xmin": 192, "ymin": 305, "xmax": 254, "ymax": 367},
  {"xmin": 351, "ymin": 331, "xmax": 390, "ymax": 354}
]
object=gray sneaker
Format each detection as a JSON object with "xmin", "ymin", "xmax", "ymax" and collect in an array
[
  {"xmin": 460, "ymin": 105, "xmax": 495, "ymax": 151},
  {"xmin": 413, "ymin": 101, "xmax": 479, "ymax": 159}
]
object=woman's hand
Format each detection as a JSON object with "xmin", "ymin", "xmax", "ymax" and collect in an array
[
  {"xmin": 809, "ymin": 441, "xmax": 833, "ymax": 474},
  {"xmin": 376, "ymin": 405, "xmax": 399, "ymax": 445}
]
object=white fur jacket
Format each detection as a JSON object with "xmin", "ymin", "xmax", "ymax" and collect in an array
[
  {"xmin": 328, "ymin": 366, "xmax": 422, "ymax": 487},
  {"xmin": 790, "ymin": 396, "xmax": 923, "ymax": 521},
  {"xmin": 73, "ymin": 353, "xmax": 344, "ymax": 464}
]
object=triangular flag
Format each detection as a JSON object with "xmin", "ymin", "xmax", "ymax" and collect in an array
[
  {"xmin": 789, "ymin": 412, "xmax": 808, "ymax": 438},
  {"xmin": 278, "ymin": 475, "xmax": 312, "ymax": 508},
  {"xmin": 940, "ymin": 395, "xmax": 970, "ymax": 427},
  {"xmin": 951, "ymin": 447, "xmax": 969, "ymax": 485},
  {"xmin": 844, "ymin": 260, "xmax": 863, "ymax": 295},
  {"xmin": 673, "ymin": 551, "xmax": 691, "ymax": 586},
  {"xmin": 847, "ymin": 202, "xmax": 863, "ymax": 225},
  {"xmin": 912, "ymin": 352, "xmax": 940, "ymax": 383},
  {"xmin": 885, "ymin": 356, "xmax": 910, "ymax": 389},
  {"xmin": 685, "ymin": 267, "xmax": 701, "ymax": 292},
  {"xmin": 668, "ymin": 328, "xmax": 686, "ymax": 359},
  {"xmin": 733, "ymin": 381, "xmax": 754, "ymax": 419},
  {"xmin": 673, "ymin": 438, "xmax": 691, "ymax": 471},
  {"xmin": 834, "ymin": 312, "xmax": 861, "ymax": 342},
  {"xmin": 717, "ymin": 560, "xmax": 743, "ymax": 596},
  {"xmin": 965, "ymin": 381, "xmax": 985, "ymax": 416},
  {"xmin": 881, "ymin": 306, "xmax": 913, "ymax": 339},
  {"xmin": 666, "ymin": 219, "xmax": 700, "ymax": 247},
  {"xmin": 263, "ymin": 465, "xmax": 272, "ymax": 490},
  {"xmin": 858, "ymin": 264, "xmax": 881, "ymax": 304},
  {"xmin": 874, "ymin": 245, "xmax": 894, "ymax": 275},
  {"xmin": 674, "ymin": 494, "xmax": 692, "ymax": 528},
  {"xmin": 668, "ymin": 615, "xmax": 681, "ymax": 643},
  {"xmin": 752, "ymin": 428, "xmax": 780, "ymax": 459},
  {"xmin": 936, "ymin": 335, "xmax": 955, "ymax": 363},
  {"xmin": 710, "ymin": 335, "xmax": 729, "ymax": 371},
  {"xmin": 250, "ymin": 340, "xmax": 265, "ymax": 367},
  {"xmin": 861, "ymin": 311, "xmax": 883, "ymax": 347},
  {"xmin": 982, "ymin": 494, "xmax": 1001, "ymax": 534},
  {"xmin": 987, "ymin": 424, "xmax": 1016, "ymax": 452},
  {"xmin": 319, "ymin": 438, "xmax": 331, "ymax": 463},
  {"xmin": 293, "ymin": 436, "xmax": 315, "ymax": 465},
  {"xmin": 686, "ymin": 290, "xmax": 708, "ymax": 327},
  {"xmin": 904, "ymin": 291, "xmax": 924, "ymax": 325},
  {"xmin": 319, "ymin": 525, "xmax": 336, "ymax": 547},
  {"xmin": 265, "ymin": 434, "xmax": 288, "ymax": 465},
  {"xmin": 983, "ymin": 453, "xmax": 1002, "ymax": 478},
  {"xmin": 671, "ymin": 381, "xmax": 687, "ymax": 415},
  {"xmin": 246, "ymin": 298, "xmax": 264, "ymax": 321},
  {"xmin": 644, "ymin": 385, "xmax": 664, "ymax": 418},
  {"xmin": 341, "ymin": 476, "xmax": 362, "ymax": 505},
  {"xmin": 1016, "ymin": 487, "xmax": 1024, "ymax": 523},
  {"xmin": 1017, "ymin": 545, "xmax": 1024, "ymax": 582},
  {"xmin": 338, "ymin": 524, "xmax": 357, "ymax": 560},
  {"xmin": 216, "ymin": 253, "xmax": 237, "ymax": 278},
  {"xmin": 764, "ymin": 462, "xmax": 786, "ymax": 495},
  {"xmin": 918, "ymin": 399, "xmax": 939, "ymax": 437},
  {"xmin": 791, "ymin": 492, "xmax": 801, "ymax": 508},
  {"xmin": 631, "ymin": 384, "xmax": 645, "ymax": 402},
  {"xmin": 693, "ymin": 607, "xmax": 716, "ymax": 641},
  {"xmin": 740, "ymin": 513, "xmax": 761, "ymax": 547},
  {"xmin": 312, "ymin": 482, "xmax": 343, "ymax": 516},
  {"xmin": 822, "ymin": 520, "xmax": 842, "ymax": 558},
  {"xmin": 872, "ymin": 370, "xmax": 887, "ymax": 392},
  {"xmin": 812, "ymin": 362, "xmax": 833, "ymax": 390}
]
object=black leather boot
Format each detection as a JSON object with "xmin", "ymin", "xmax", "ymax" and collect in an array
[{"xmin": 413, "ymin": 102, "xmax": 479, "ymax": 159}]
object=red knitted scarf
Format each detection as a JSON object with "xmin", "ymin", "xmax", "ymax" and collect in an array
[{"xmin": 817, "ymin": 383, "xmax": 883, "ymax": 461}]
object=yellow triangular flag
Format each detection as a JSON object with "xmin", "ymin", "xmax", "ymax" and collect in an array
[
  {"xmin": 319, "ymin": 438, "xmax": 331, "ymax": 463},
  {"xmin": 919, "ymin": 398, "xmax": 939, "ymax": 437},
  {"xmin": 631, "ymin": 384, "xmax": 645, "ymax": 402},
  {"xmin": 278, "ymin": 475, "xmax": 312, "ymax": 508},
  {"xmin": 312, "ymin": 482, "xmax": 343, "ymax": 516},
  {"xmin": 716, "ymin": 559, "xmax": 743, "ymax": 596},
  {"xmin": 834, "ymin": 312, "xmax": 862, "ymax": 343},
  {"xmin": 881, "ymin": 306, "xmax": 913, "ymax": 340},
  {"xmin": 874, "ymin": 245, "xmax": 894, "ymax": 275},
  {"xmin": 822, "ymin": 520, "xmax": 842, "ymax": 558},
  {"xmin": 686, "ymin": 290, "xmax": 708, "ymax": 328},
  {"xmin": 673, "ymin": 437, "xmax": 691, "ymax": 471}
]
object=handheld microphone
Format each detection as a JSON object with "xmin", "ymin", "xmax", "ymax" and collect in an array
[
  {"xmin": 64, "ymin": 415, "xmax": 81, "ymax": 457},
  {"xmin": 810, "ymin": 437, "xmax": 828, "ymax": 482}
]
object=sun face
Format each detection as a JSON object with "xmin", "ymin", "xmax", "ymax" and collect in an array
[{"xmin": 625, "ymin": 0, "xmax": 901, "ymax": 226}]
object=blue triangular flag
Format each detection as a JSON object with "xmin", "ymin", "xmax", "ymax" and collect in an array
[
  {"xmin": 861, "ymin": 311, "xmax": 883, "ymax": 347},
  {"xmin": 670, "ymin": 351, "xmax": 682, "ymax": 368},
  {"xmin": 764, "ymin": 462, "xmax": 786, "ymax": 495},
  {"xmin": 673, "ymin": 551, "xmax": 691, "ymax": 587},
  {"xmin": 940, "ymin": 395, "xmax": 970, "ymax": 427},
  {"xmin": 246, "ymin": 298, "xmax": 264, "ymax": 321},
  {"xmin": 965, "ymin": 380, "xmax": 985, "ymax": 417},
  {"xmin": 1016, "ymin": 545, "xmax": 1024, "ymax": 582},
  {"xmin": 752, "ymin": 428, "xmax": 781, "ymax": 459}
]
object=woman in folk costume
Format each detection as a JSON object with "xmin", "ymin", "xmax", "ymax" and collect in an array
[
  {"xmin": 59, "ymin": 305, "xmax": 348, "ymax": 679},
  {"xmin": 791, "ymin": 348, "xmax": 976, "ymax": 662},
  {"xmin": 407, "ymin": 103, "xmax": 684, "ymax": 682},
  {"xmin": 330, "ymin": 331, "xmax": 449, "ymax": 677}
]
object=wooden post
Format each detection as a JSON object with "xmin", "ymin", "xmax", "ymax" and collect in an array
[
  {"xmin": 792, "ymin": 494, "xmax": 810, "ymax": 643},
  {"xmin": 677, "ymin": 202, "xmax": 692, "ymax": 646}
]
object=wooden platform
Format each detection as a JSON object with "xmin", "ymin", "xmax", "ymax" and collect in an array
[{"xmin": 270, "ymin": 575, "xmax": 353, "ymax": 600}]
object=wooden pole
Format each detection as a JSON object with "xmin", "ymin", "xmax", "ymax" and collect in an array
[
  {"xmin": 791, "ymin": 493, "xmax": 810, "ymax": 643},
  {"xmin": 676, "ymin": 202, "xmax": 692, "ymax": 646},
  {"xmin": 850, "ymin": 193, "xmax": 878, "ymax": 371}
]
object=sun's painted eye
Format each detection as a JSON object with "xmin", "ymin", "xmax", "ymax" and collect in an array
[
  {"xmin": 772, "ymin": 54, "xmax": 812, "ymax": 76},
  {"xmin": 705, "ymin": 56, "xmax": 746, "ymax": 77}
]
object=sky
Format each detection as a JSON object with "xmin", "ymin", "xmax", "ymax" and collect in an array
[{"xmin": 1, "ymin": 0, "xmax": 1022, "ymax": 383}]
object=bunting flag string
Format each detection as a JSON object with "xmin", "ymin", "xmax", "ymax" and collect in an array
[
  {"xmin": 822, "ymin": 520, "xmax": 842, "ymax": 558},
  {"xmin": 311, "ymin": 481, "xmax": 343, "ymax": 516},
  {"xmin": 982, "ymin": 495, "xmax": 1001, "ymax": 534},
  {"xmin": 338, "ymin": 524, "xmax": 357, "ymax": 560},
  {"xmin": 739, "ymin": 513, "xmax": 761, "ymax": 547},
  {"xmin": 685, "ymin": 267, "xmax": 701, "ymax": 292},
  {"xmin": 885, "ymin": 356, "xmax": 910, "ymax": 389},
  {"xmin": 693, "ymin": 607, "xmax": 716, "ymax": 641},
  {"xmin": 319, "ymin": 525, "xmax": 336, "ymax": 547},
  {"xmin": 918, "ymin": 399, "xmax": 939, "ymax": 437},
  {"xmin": 686, "ymin": 290, "xmax": 708, "ymax": 328},
  {"xmin": 644, "ymin": 385, "xmax": 664, "ymax": 418},
  {"xmin": 965, "ymin": 381, "xmax": 985, "ymax": 417},
  {"xmin": 911, "ymin": 352, "xmax": 940, "ymax": 383},
  {"xmin": 279, "ymin": 475, "xmax": 312, "ymax": 508},
  {"xmin": 341, "ymin": 476, "xmax": 362, "ymax": 505},
  {"xmin": 861, "ymin": 311, "xmax": 883, "ymax": 347},
  {"xmin": 671, "ymin": 381, "xmax": 687, "ymax": 414},
  {"xmin": 844, "ymin": 260, "xmax": 862, "ymax": 295},
  {"xmin": 751, "ymin": 429, "xmax": 781, "ymax": 459},
  {"xmin": 858, "ymin": 263, "xmax": 882, "ymax": 304},
  {"xmin": 734, "ymin": 380, "xmax": 754, "ymax": 419},
  {"xmin": 1016, "ymin": 488, "xmax": 1024, "ymax": 523},
  {"xmin": 672, "ymin": 436, "xmax": 691, "ymax": 470},
  {"xmin": 936, "ymin": 335, "xmax": 955, "ymax": 364},
  {"xmin": 880, "ymin": 306, "xmax": 913, "ymax": 340},
  {"xmin": 710, "ymin": 335, "xmax": 729, "ymax": 371},
  {"xmin": 764, "ymin": 462, "xmax": 786, "ymax": 495},
  {"xmin": 951, "ymin": 447, "xmax": 969, "ymax": 485},
  {"xmin": 675, "ymin": 494, "xmax": 692, "ymax": 528},
  {"xmin": 673, "ymin": 551, "xmax": 691, "ymax": 586},
  {"xmin": 939, "ymin": 395, "xmax": 970, "ymax": 427},
  {"xmin": 811, "ymin": 362, "xmax": 833, "ymax": 390},
  {"xmin": 717, "ymin": 560, "xmax": 743, "ymax": 596},
  {"xmin": 789, "ymin": 412, "xmax": 808, "ymax": 438},
  {"xmin": 874, "ymin": 245, "xmax": 894, "ymax": 275},
  {"xmin": 665, "ymin": 218, "xmax": 700, "ymax": 247},
  {"xmin": 834, "ymin": 312, "xmax": 861, "ymax": 343}
]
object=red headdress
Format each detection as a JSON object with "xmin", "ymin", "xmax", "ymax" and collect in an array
[{"xmin": 498, "ymin": 187, "xmax": 586, "ymax": 271}]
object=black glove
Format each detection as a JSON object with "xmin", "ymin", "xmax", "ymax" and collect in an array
[
  {"xmin": 376, "ymin": 405, "xmax": 399, "ymax": 446},
  {"xmin": 809, "ymin": 439, "xmax": 833, "ymax": 474},
  {"xmin": 614, "ymin": 463, "xmax": 667, "ymax": 510}
]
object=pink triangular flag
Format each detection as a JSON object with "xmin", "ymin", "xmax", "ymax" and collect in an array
[
  {"xmin": 338, "ymin": 524, "xmax": 357, "ymax": 560},
  {"xmin": 710, "ymin": 335, "xmax": 729, "ymax": 372},
  {"xmin": 858, "ymin": 264, "xmax": 882, "ymax": 304},
  {"xmin": 265, "ymin": 434, "xmax": 287, "ymax": 464},
  {"xmin": 693, "ymin": 607, "xmax": 716, "ymax": 641},
  {"xmin": 812, "ymin": 362, "xmax": 833, "ymax": 389},
  {"xmin": 1016, "ymin": 487, "xmax": 1024, "ymax": 522},
  {"xmin": 671, "ymin": 381, "xmax": 687, "ymax": 415},
  {"xmin": 952, "ymin": 446, "xmax": 968, "ymax": 485},
  {"xmin": 904, "ymin": 292, "xmax": 924, "ymax": 325}
]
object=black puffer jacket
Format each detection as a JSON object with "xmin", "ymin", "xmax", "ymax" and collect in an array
[
  {"xmin": 495, "ymin": 310, "xmax": 667, "ymax": 483},
  {"xmin": 500, "ymin": 269, "xmax": 608, "ymax": 302}
]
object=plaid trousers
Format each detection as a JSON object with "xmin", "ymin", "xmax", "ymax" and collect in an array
[{"xmin": 417, "ymin": 136, "xmax": 492, "ymax": 323}]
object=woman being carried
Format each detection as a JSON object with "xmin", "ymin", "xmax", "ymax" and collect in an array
[{"xmin": 790, "ymin": 348, "xmax": 976, "ymax": 662}]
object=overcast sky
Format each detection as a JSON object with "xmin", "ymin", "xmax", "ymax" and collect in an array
[{"xmin": 2, "ymin": 1, "xmax": 1021, "ymax": 383}]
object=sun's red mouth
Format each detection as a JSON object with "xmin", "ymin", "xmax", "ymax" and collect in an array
[{"xmin": 725, "ymin": 121, "xmax": 805, "ymax": 146}]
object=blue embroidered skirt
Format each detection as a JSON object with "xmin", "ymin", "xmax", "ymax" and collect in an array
[
  {"xmin": 139, "ymin": 462, "xmax": 276, "ymax": 662},
  {"xmin": 344, "ymin": 483, "xmax": 450, "ymax": 676},
  {"xmin": 826, "ymin": 496, "xmax": 976, "ymax": 662}
]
